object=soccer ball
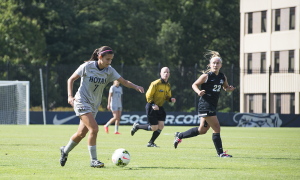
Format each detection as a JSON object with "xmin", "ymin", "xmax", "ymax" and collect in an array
[{"xmin": 112, "ymin": 148, "xmax": 130, "ymax": 167}]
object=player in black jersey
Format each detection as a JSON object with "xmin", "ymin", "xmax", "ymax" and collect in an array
[{"xmin": 173, "ymin": 51, "xmax": 235, "ymax": 158}]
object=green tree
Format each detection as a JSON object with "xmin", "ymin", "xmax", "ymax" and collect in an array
[
  {"xmin": 152, "ymin": 0, "xmax": 240, "ymax": 68},
  {"xmin": 0, "ymin": 0, "xmax": 46, "ymax": 65}
]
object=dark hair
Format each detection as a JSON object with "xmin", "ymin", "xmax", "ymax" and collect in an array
[{"xmin": 87, "ymin": 46, "xmax": 114, "ymax": 61}]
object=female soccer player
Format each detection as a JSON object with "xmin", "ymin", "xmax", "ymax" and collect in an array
[
  {"xmin": 60, "ymin": 46, "xmax": 144, "ymax": 168},
  {"xmin": 104, "ymin": 80, "xmax": 123, "ymax": 134},
  {"xmin": 173, "ymin": 51, "xmax": 235, "ymax": 157},
  {"xmin": 131, "ymin": 67, "xmax": 176, "ymax": 147}
]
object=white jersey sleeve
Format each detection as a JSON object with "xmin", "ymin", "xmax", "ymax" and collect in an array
[
  {"xmin": 107, "ymin": 67, "xmax": 121, "ymax": 83},
  {"xmin": 109, "ymin": 86, "xmax": 114, "ymax": 93},
  {"xmin": 75, "ymin": 63, "xmax": 87, "ymax": 77}
]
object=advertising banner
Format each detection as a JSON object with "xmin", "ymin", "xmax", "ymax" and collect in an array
[{"xmin": 30, "ymin": 111, "xmax": 300, "ymax": 127}]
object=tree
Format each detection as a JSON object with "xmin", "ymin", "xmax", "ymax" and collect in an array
[
  {"xmin": 0, "ymin": 0, "xmax": 46, "ymax": 65},
  {"xmin": 152, "ymin": 0, "xmax": 240, "ymax": 68}
]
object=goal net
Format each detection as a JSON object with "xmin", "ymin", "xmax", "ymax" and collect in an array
[{"xmin": 0, "ymin": 81, "xmax": 30, "ymax": 125}]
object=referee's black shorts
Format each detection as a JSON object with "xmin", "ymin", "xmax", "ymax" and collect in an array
[{"xmin": 145, "ymin": 103, "xmax": 166, "ymax": 125}]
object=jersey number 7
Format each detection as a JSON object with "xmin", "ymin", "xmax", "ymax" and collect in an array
[{"xmin": 93, "ymin": 85, "xmax": 99, "ymax": 92}]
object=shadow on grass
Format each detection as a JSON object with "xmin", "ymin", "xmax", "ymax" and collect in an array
[
  {"xmin": 125, "ymin": 167, "xmax": 219, "ymax": 170},
  {"xmin": 236, "ymin": 157, "xmax": 300, "ymax": 160},
  {"xmin": 0, "ymin": 144, "xmax": 39, "ymax": 146}
]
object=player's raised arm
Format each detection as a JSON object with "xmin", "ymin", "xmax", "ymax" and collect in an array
[{"xmin": 117, "ymin": 77, "xmax": 144, "ymax": 93}]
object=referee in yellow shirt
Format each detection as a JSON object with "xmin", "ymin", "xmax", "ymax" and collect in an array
[{"xmin": 131, "ymin": 67, "xmax": 176, "ymax": 147}]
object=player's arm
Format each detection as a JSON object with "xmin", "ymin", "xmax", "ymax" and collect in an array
[
  {"xmin": 117, "ymin": 77, "xmax": 144, "ymax": 93},
  {"xmin": 192, "ymin": 74, "xmax": 208, "ymax": 96},
  {"xmin": 107, "ymin": 92, "xmax": 113, "ymax": 110},
  {"xmin": 223, "ymin": 76, "xmax": 236, "ymax": 92},
  {"xmin": 166, "ymin": 85, "xmax": 176, "ymax": 103},
  {"xmin": 67, "ymin": 72, "xmax": 80, "ymax": 107}
]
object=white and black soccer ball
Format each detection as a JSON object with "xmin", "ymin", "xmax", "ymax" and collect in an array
[{"xmin": 112, "ymin": 148, "xmax": 130, "ymax": 167}]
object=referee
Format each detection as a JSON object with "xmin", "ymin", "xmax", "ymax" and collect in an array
[{"xmin": 131, "ymin": 67, "xmax": 176, "ymax": 147}]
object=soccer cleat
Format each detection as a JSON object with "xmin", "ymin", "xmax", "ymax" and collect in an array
[
  {"xmin": 147, "ymin": 142, "xmax": 159, "ymax": 147},
  {"xmin": 114, "ymin": 132, "xmax": 121, "ymax": 134},
  {"xmin": 59, "ymin": 146, "xmax": 68, "ymax": 167},
  {"xmin": 90, "ymin": 159, "xmax": 105, "ymax": 168},
  {"xmin": 173, "ymin": 132, "xmax": 182, "ymax": 149},
  {"xmin": 104, "ymin": 125, "xmax": 109, "ymax": 134},
  {"xmin": 218, "ymin": 150, "xmax": 232, "ymax": 158},
  {"xmin": 131, "ymin": 122, "xmax": 139, "ymax": 136}
]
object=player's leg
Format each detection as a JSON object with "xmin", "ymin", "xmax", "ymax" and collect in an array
[
  {"xmin": 80, "ymin": 112, "xmax": 98, "ymax": 146},
  {"xmin": 174, "ymin": 116, "xmax": 210, "ymax": 149},
  {"xmin": 131, "ymin": 122, "xmax": 152, "ymax": 136},
  {"xmin": 65, "ymin": 120, "xmax": 88, "ymax": 153},
  {"xmin": 80, "ymin": 112, "xmax": 104, "ymax": 167},
  {"xmin": 104, "ymin": 109, "xmax": 118, "ymax": 134},
  {"xmin": 147, "ymin": 121, "xmax": 164, "ymax": 147},
  {"xmin": 147, "ymin": 108, "xmax": 165, "ymax": 147},
  {"xmin": 131, "ymin": 103, "xmax": 154, "ymax": 136},
  {"xmin": 205, "ymin": 116, "xmax": 232, "ymax": 158},
  {"xmin": 114, "ymin": 109, "xmax": 121, "ymax": 134},
  {"xmin": 60, "ymin": 118, "xmax": 89, "ymax": 166}
]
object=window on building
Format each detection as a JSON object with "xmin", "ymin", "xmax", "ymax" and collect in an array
[
  {"xmin": 275, "ymin": 9, "xmax": 280, "ymax": 31},
  {"xmin": 249, "ymin": 95, "xmax": 254, "ymax": 113},
  {"xmin": 276, "ymin": 94, "xmax": 281, "ymax": 114},
  {"xmin": 261, "ymin": 52, "xmax": 266, "ymax": 73},
  {"xmin": 290, "ymin": 7, "xmax": 295, "ymax": 30},
  {"xmin": 262, "ymin": 94, "xmax": 266, "ymax": 113},
  {"xmin": 261, "ymin": 11, "xmax": 267, "ymax": 32},
  {"xmin": 289, "ymin": 50, "xmax": 294, "ymax": 73},
  {"xmin": 274, "ymin": 51, "xmax": 279, "ymax": 73},
  {"xmin": 290, "ymin": 93, "xmax": 295, "ymax": 114},
  {"xmin": 248, "ymin": 13, "xmax": 253, "ymax": 34},
  {"xmin": 247, "ymin": 53, "xmax": 252, "ymax": 74}
]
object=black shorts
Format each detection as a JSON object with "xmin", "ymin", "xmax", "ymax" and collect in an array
[
  {"xmin": 198, "ymin": 110, "xmax": 217, "ymax": 117},
  {"xmin": 198, "ymin": 97, "xmax": 216, "ymax": 117},
  {"xmin": 145, "ymin": 103, "xmax": 166, "ymax": 125}
]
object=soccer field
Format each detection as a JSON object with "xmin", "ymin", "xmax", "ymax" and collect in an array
[{"xmin": 0, "ymin": 125, "xmax": 299, "ymax": 180}]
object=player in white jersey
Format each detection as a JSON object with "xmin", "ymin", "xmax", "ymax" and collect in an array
[
  {"xmin": 59, "ymin": 46, "xmax": 144, "ymax": 168},
  {"xmin": 104, "ymin": 80, "xmax": 123, "ymax": 134}
]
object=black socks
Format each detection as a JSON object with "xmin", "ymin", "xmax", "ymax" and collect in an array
[
  {"xmin": 137, "ymin": 124, "xmax": 151, "ymax": 131},
  {"xmin": 149, "ymin": 129, "xmax": 161, "ymax": 144},
  {"xmin": 179, "ymin": 127, "xmax": 199, "ymax": 139},
  {"xmin": 212, "ymin": 133, "xmax": 223, "ymax": 155},
  {"xmin": 177, "ymin": 128, "xmax": 224, "ymax": 155}
]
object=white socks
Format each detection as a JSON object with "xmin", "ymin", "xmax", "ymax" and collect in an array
[
  {"xmin": 115, "ymin": 125, "xmax": 119, "ymax": 133},
  {"xmin": 105, "ymin": 122, "xmax": 110, "ymax": 127},
  {"xmin": 64, "ymin": 140, "xmax": 98, "ymax": 160},
  {"xmin": 64, "ymin": 139, "xmax": 78, "ymax": 154},
  {"xmin": 88, "ymin": 145, "xmax": 97, "ymax": 160}
]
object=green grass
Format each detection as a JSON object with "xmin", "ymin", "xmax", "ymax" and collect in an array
[{"xmin": 0, "ymin": 125, "xmax": 299, "ymax": 180}]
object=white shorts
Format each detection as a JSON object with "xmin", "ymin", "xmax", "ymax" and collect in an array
[
  {"xmin": 110, "ymin": 107, "xmax": 122, "ymax": 111},
  {"xmin": 74, "ymin": 101, "xmax": 98, "ymax": 118}
]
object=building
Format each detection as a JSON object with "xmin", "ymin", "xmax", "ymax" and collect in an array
[{"xmin": 240, "ymin": 0, "xmax": 300, "ymax": 114}]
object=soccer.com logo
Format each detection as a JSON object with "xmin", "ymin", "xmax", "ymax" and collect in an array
[{"xmin": 120, "ymin": 114, "xmax": 200, "ymax": 125}]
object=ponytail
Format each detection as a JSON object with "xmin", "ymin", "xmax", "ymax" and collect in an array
[{"xmin": 202, "ymin": 50, "xmax": 222, "ymax": 74}]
